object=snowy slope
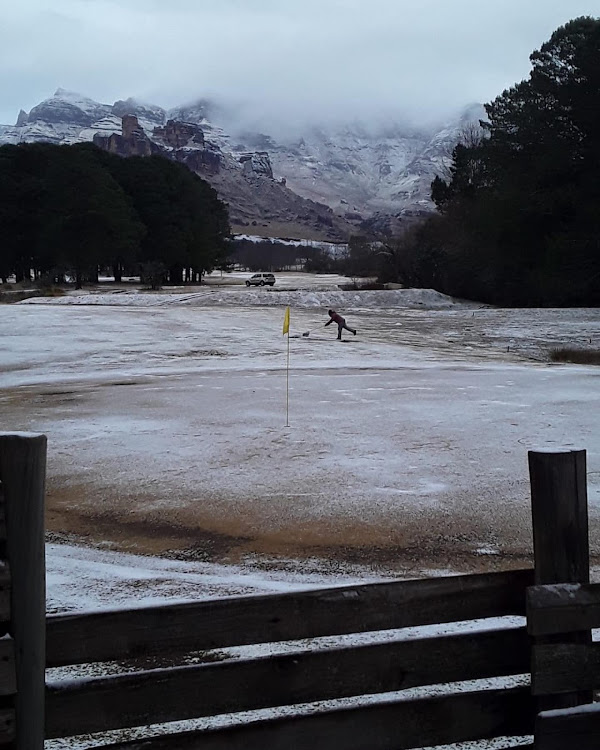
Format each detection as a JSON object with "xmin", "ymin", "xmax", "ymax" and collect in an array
[
  {"xmin": 20, "ymin": 287, "xmax": 472, "ymax": 309},
  {"xmin": 220, "ymin": 104, "xmax": 487, "ymax": 215}
]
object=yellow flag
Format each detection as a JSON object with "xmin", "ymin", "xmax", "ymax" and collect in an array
[{"xmin": 282, "ymin": 306, "xmax": 290, "ymax": 335}]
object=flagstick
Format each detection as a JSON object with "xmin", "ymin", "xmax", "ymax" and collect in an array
[{"xmin": 285, "ymin": 330, "xmax": 290, "ymax": 427}]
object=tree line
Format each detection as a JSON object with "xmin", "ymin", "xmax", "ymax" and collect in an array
[
  {"xmin": 0, "ymin": 142, "xmax": 230, "ymax": 287},
  {"xmin": 388, "ymin": 17, "xmax": 600, "ymax": 307},
  {"xmin": 318, "ymin": 18, "xmax": 599, "ymax": 305},
  {"xmin": 228, "ymin": 238, "xmax": 313, "ymax": 271}
]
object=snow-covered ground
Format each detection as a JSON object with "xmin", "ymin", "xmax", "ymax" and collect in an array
[
  {"xmin": 3, "ymin": 276, "xmax": 598, "ymax": 749},
  {"xmin": 1, "ymin": 276, "xmax": 599, "ymax": 612}
]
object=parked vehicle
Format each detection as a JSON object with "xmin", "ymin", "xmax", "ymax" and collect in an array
[{"xmin": 246, "ymin": 273, "xmax": 276, "ymax": 287}]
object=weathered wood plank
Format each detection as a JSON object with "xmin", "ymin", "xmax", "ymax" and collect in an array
[
  {"xmin": 528, "ymin": 449, "xmax": 591, "ymax": 710},
  {"xmin": 0, "ymin": 433, "xmax": 47, "ymax": 750},
  {"xmin": 0, "ymin": 563, "xmax": 11, "ymax": 625},
  {"xmin": 84, "ymin": 687, "xmax": 535, "ymax": 750},
  {"xmin": 532, "ymin": 643, "xmax": 600, "ymax": 695},
  {"xmin": 0, "ymin": 479, "xmax": 8, "ymax": 623},
  {"xmin": 529, "ymin": 450, "xmax": 589, "ymax": 587},
  {"xmin": 0, "ymin": 638, "xmax": 16, "ymax": 696},
  {"xmin": 527, "ymin": 582, "xmax": 600, "ymax": 635},
  {"xmin": 46, "ymin": 567, "xmax": 533, "ymax": 667},
  {"xmin": 0, "ymin": 709, "xmax": 15, "ymax": 745},
  {"xmin": 536, "ymin": 702, "xmax": 600, "ymax": 750},
  {"xmin": 45, "ymin": 626, "xmax": 529, "ymax": 738},
  {"xmin": 0, "ymin": 491, "xmax": 7, "ymax": 543}
]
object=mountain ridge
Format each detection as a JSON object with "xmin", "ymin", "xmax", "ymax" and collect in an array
[{"xmin": 0, "ymin": 90, "xmax": 485, "ymax": 239}]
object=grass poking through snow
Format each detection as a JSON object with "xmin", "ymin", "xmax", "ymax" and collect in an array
[{"xmin": 550, "ymin": 348, "xmax": 600, "ymax": 365}]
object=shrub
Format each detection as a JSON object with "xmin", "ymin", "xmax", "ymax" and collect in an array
[
  {"xmin": 140, "ymin": 261, "xmax": 167, "ymax": 291},
  {"xmin": 338, "ymin": 281, "xmax": 384, "ymax": 291},
  {"xmin": 550, "ymin": 348, "xmax": 600, "ymax": 365}
]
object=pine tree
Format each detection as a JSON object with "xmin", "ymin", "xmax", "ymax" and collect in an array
[{"xmin": 428, "ymin": 17, "xmax": 600, "ymax": 305}]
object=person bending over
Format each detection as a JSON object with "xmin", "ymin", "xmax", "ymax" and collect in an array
[{"xmin": 325, "ymin": 309, "xmax": 357, "ymax": 340}]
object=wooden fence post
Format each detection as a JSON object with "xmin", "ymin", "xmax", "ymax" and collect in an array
[
  {"xmin": 0, "ymin": 433, "xmax": 47, "ymax": 750},
  {"xmin": 529, "ymin": 449, "xmax": 591, "ymax": 712},
  {"xmin": 529, "ymin": 449, "xmax": 589, "ymax": 587},
  {"xmin": 0, "ymin": 462, "xmax": 16, "ymax": 747}
]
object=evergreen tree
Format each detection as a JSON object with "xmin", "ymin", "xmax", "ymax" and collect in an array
[
  {"xmin": 40, "ymin": 146, "xmax": 144, "ymax": 287},
  {"xmin": 0, "ymin": 142, "xmax": 230, "ymax": 286},
  {"xmin": 107, "ymin": 155, "xmax": 230, "ymax": 283},
  {"xmin": 0, "ymin": 144, "xmax": 49, "ymax": 282},
  {"xmin": 428, "ymin": 17, "xmax": 600, "ymax": 305}
]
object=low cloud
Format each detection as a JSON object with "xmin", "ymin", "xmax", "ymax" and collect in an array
[{"xmin": 1, "ymin": 0, "xmax": 596, "ymax": 130}]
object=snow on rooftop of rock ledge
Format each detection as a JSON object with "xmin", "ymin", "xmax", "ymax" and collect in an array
[{"xmin": 50, "ymin": 88, "xmax": 104, "ymax": 108}]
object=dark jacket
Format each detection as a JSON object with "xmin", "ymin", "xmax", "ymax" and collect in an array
[{"xmin": 326, "ymin": 311, "xmax": 345, "ymax": 326}]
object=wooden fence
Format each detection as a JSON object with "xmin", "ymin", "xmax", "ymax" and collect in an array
[
  {"xmin": 0, "ymin": 433, "xmax": 596, "ymax": 749},
  {"xmin": 527, "ymin": 449, "xmax": 597, "ymax": 749},
  {"xmin": 45, "ymin": 568, "xmax": 534, "ymax": 748},
  {"xmin": 0, "ymin": 433, "xmax": 46, "ymax": 749},
  {"xmin": 528, "ymin": 580, "xmax": 600, "ymax": 749}
]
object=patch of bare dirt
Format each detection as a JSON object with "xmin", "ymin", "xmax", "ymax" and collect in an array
[{"xmin": 46, "ymin": 479, "xmax": 539, "ymax": 575}]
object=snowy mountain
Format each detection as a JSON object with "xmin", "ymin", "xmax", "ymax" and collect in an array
[
  {"xmin": 207, "ymin": 104, "xmax": 487, "ymax": 218},
  {"xmin": 0, "ymin": 89, "xmax": 167, "ymax": 146},
  {"xmin": 0, "ymin": 89, "xmax": 486, "ymax": 237}
]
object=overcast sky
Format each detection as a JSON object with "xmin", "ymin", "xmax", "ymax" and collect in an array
[{"xmin": 1, "ymin": 0, "xmax": 597, "ymax": 130}]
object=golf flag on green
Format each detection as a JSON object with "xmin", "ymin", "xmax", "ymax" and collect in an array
[
  {"xmin": 282, "ymin": 306, "xmax": 290, "ymax": 335},
  {"xmin": 283, "ymin": 306, "xmax": 291, "ymax": 426}
]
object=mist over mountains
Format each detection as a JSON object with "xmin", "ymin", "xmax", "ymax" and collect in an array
[{"xmin": 0, "ymin": 89, "xmax": 485, "ymax": 240}]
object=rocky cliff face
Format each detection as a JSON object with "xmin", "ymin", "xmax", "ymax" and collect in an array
[
  {"xmin": 112, "ymin": 97, "xmax": 166, "ymax": 130},
  {"xmin": 239, "ymin": 152, "xmax": 273, "ymax": 178},
  {"xmin": 106, "ymin": 115, "xmax": 223, "ymax": 176},
  {"xmin": 93, "ymin": 114, "xmax": 163, "ymax": 157},
  {"xmin": 151, "ymin": 119, "xmax": 222, "ymax": 173},
  {"xmin": 88, "ymin": 112, "xmax": 354, "ymax": 240},
  {"xmin": 153, "ymin": 120, "xmax": 205, "ymax": 149}
]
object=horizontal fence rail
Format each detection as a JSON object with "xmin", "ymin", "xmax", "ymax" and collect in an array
[
  {"xmin": 46, "ymin": 626, "xmax": 530, "ymax": 738},
  {"xmin": 527, "ymin": 582, "xmax": 600, "ymax": 635},
  {"xmin": 536, "ymin": 703, "xmax": 600, "ymax": 750},
  {"xmin": 528, "ymin": 582, "xmax": 599, "ymax": 699},
  {"xmin": 532, "ymin": 643, "xmax": 600, "ymax": 696},
  {"xmin": 85, "ymin": 686, "xmax": 536, "ymax": 750},
  {"xmin": 0, "ymin": 713, "xmax": 14, "ymax": 748},
  {"xmin": 0, "ymin": 640, "xmax": 16, "ymax": 698},
  {"xmin": 46, "ymin": 568, "xmax": 533, "ymax": 667},
  {"xmin": 0, "ymin": 564, "xmax": 11, "ymax": 625}
]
